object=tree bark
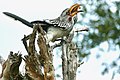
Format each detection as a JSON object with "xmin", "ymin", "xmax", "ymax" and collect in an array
[
  {"xmin": 23, "ymin": 24, "xmax": 55, "ymax": 80},
  {"xmin": 62, "ymin": 32, "xmax": 83, "ymax": 80},
  {"xmin": 0, "ymin": 24, "xmax": 86, "ymax": 80},
  {"xmin": 0, "ymin": 51, "xmax": 23, "ymax": 80}
]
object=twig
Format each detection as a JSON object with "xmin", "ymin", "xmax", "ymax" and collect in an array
[
  {"xmin": 74, "ymin": 27, "xmax": 89, "ymax": 32},
  {"xmin": 21, "ymin": 35, "xmax": 30, "ymax": 53}
]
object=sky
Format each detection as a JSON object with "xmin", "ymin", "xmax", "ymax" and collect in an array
[{"xmin": 0, "ymin": 0, "xmax": 120, "ymax": 80}]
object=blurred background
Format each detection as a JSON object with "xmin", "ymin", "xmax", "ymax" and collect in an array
[{"xmin": 0, "ymin": 0, "xmax": 120, "ymax": 80}]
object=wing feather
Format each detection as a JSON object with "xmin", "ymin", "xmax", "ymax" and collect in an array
[{"xmin": 44, "ymin": 18, "xmax": 71, "ymax": 30}]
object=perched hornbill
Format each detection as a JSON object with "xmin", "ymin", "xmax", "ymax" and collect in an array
[{"xmin": 3, "ymin": 4, "xmax": 83, "ymax": 44}]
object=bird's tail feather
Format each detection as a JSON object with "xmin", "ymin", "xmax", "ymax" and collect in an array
[{"xmin": 3, "ymin": 12, "xmax": 33, "ymax": 28}]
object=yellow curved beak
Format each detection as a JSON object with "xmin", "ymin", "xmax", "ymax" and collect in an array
[{"xmin": 68, "ymin": 3, "xmax": 83, "ymax": 17}]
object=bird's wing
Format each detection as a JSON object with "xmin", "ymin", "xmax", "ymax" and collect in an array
[
  {"xmin": 44, "ymin": 18, "xmax": 71, "ymax": 30},
  {"xmin": 31, "ymin": 20, "xmax": 54, "ymax": 26},
  {"xmin": 30, "ymin": 20, "xmax": 55, "ymax": 32}
]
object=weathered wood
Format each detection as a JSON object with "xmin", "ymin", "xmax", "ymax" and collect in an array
[
  {"xmin": 62, "ymin": 31, "xmax": 84, "ymax": 80},
  {"xmin": 22, "ymin": 24, "xmax": 55, "ymax": 80},
  {"xmin": 0, "ymin": 24, "xmax": 86, "ymax": 80},
  {"xmin": 0, "ymin": 51, "xmax": 23, "ymax": 80},
  {"xmin": 37, "ymin": 25, "xmax": 55, "ymax": 80}
]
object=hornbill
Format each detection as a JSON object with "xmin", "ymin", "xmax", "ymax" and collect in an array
[{"xmin": 3, "ymin": 4, "xmax": 84, "ymax": 44}]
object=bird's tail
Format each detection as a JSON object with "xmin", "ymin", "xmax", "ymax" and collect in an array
[{"xmin": 3, "ymin": 12, "xmax": 33, "ymax": 28}]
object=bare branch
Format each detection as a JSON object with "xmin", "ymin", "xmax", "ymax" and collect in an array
[
  {"xmin": 62, "ymin": 31, "xmax": 84, "ymax": 80},
  {"xmin": 62, "ymin": 40, "xmax": 68, "ymax": 80},
  {"xmin": 74, "ymin": 27, "xmax": 89, "ymax": 32}
]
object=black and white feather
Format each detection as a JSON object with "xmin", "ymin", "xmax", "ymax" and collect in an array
[
  {"xmin": 44, "ymin": 18, "xmax": 72, "ymax": 30},
  {"xmin": 3, "ymin": 8, "xmax": 78, "ymax": 43}
]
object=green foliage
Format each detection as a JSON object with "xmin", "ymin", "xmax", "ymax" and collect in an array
[{"xmin": 74, "ymin": 0, "xmax": 120, "ymax": 77}]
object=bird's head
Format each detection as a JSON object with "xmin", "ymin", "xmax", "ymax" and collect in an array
[{"xmin": 60, "ymin": 3, "xmax": 83, "ymax": 23}]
